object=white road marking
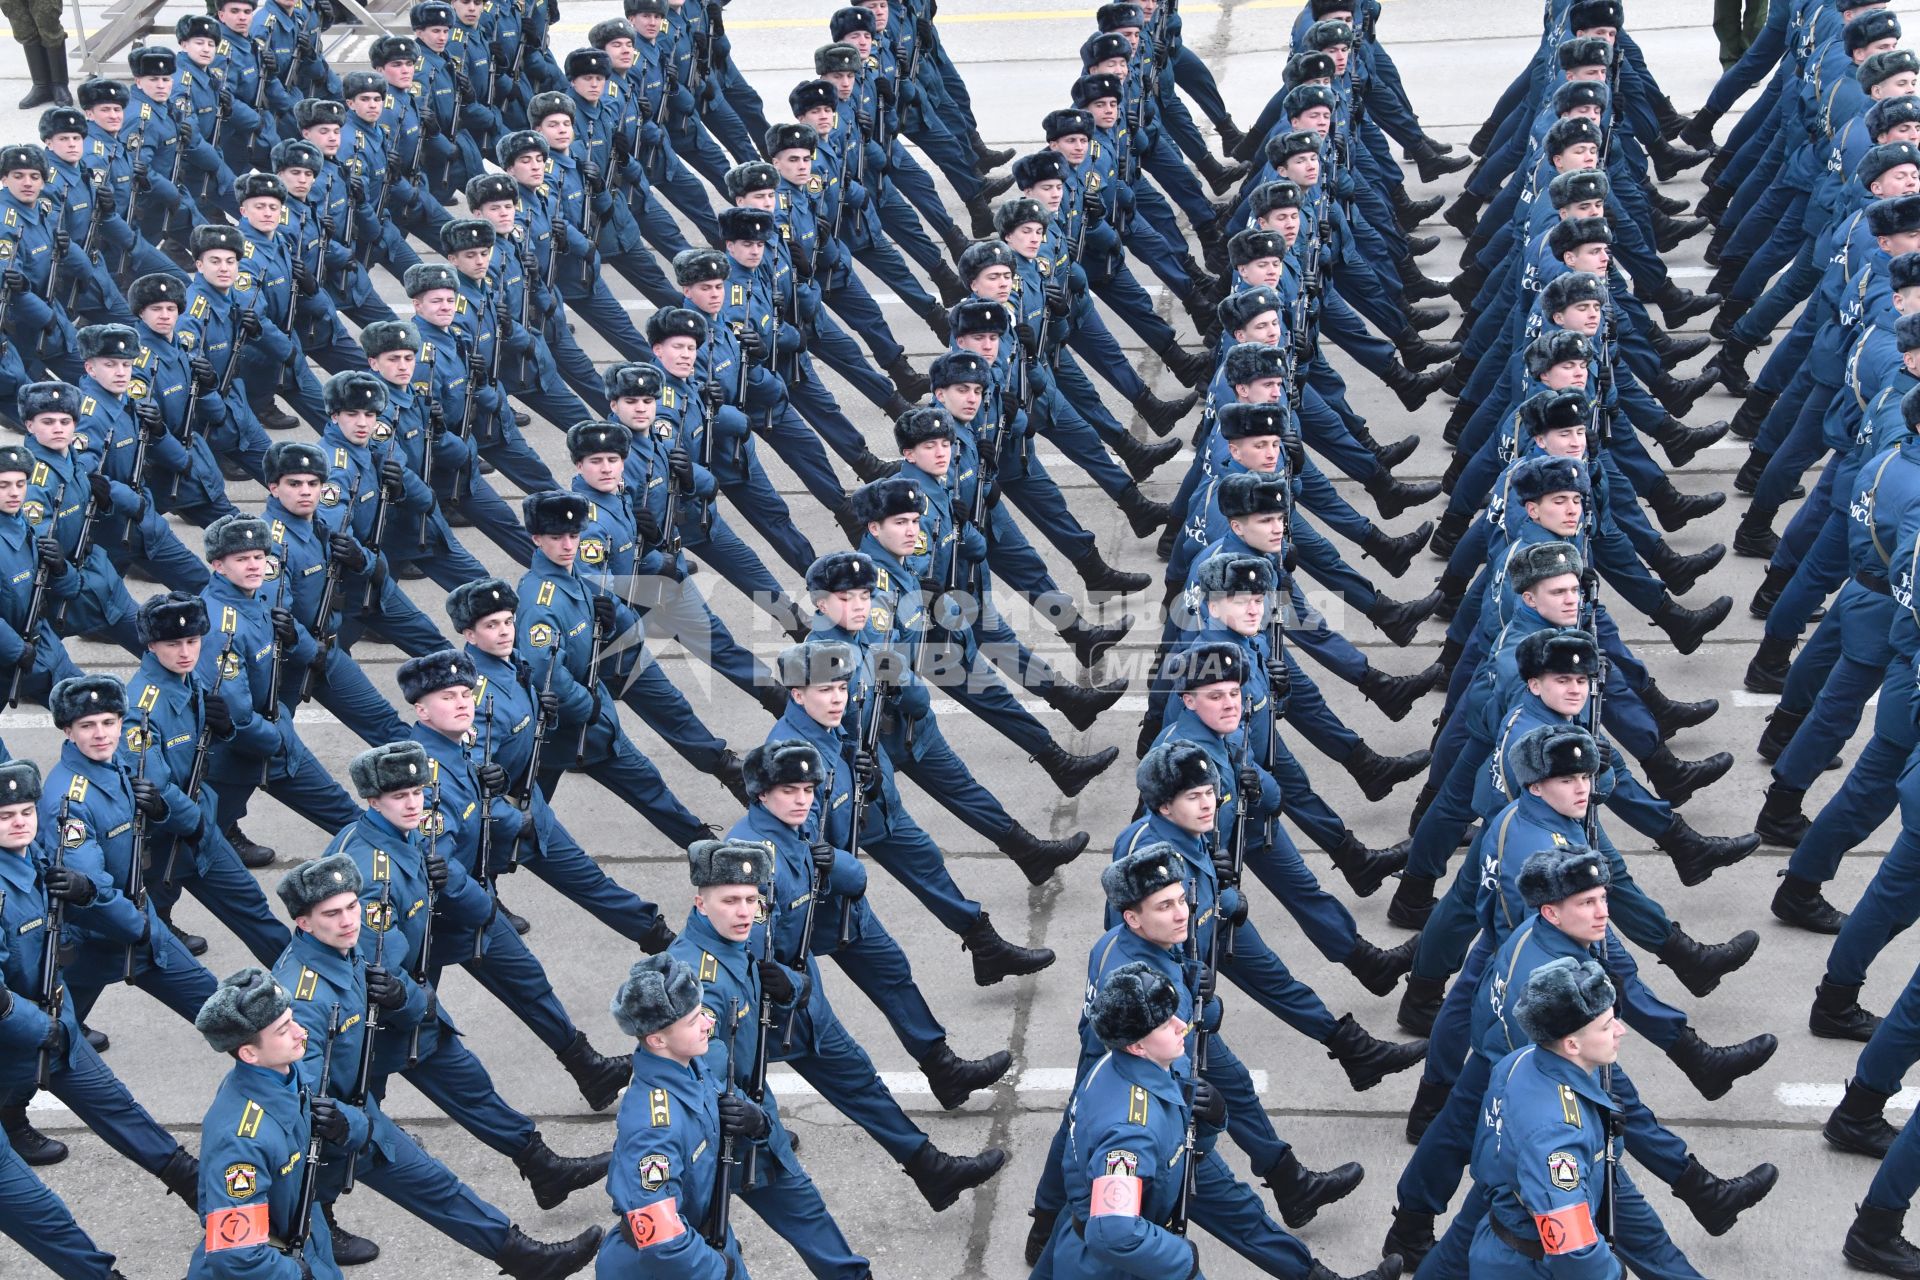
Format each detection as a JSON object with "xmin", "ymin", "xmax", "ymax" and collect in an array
[
  {"xmin": 762, "ymin": 1064, "xmax": 1267, "ymax": 1097},
  {"xmin": 1777, "ymin": 1083, "xmax": 1920, "ymax": 1110}
]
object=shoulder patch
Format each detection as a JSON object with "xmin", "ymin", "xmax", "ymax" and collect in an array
[
  {"xmin": 649, "ymin": 1087, "xmax": 670, "ymax": 1127},
  {"xmin": 223, "ymin": 1162, "xmax": 258, "ymax": 1198},
  {"xmin": 698, "ymin": 951, "xmax": 718, "ymax": 982},
  {"xmin": 535, "ymin": 580, "xmax": 554, "ymax": 607},
  {"xmin": 237, "ymin": 1100, "xmax": 264, "ymax": 1138},
  {"xmin": 527, "ymin": 621, "xmax": 553, "ymax": 648},
  {"xmin": 294, "ymin": 967, "xmax": 318, "ymax": 1001},
  {"xmin": 1103, "ymin": 1149, "xmax": 1138, "ymax": 1176},
  {"xmin": 1127, "ymin": 1085, "xmax": 1148, "ymax": 1127},
  {"xmin": 1558, "ymin": 1083, "xmax": 1581, "ymax": 1128},
  {"xmin": 1547, "ymin": 1149, "xmax": 1580, "ymax": 1192},
  {"xmin": 65, "ymin": 776, "xmax": 87, "ymax": 804},
  {"xmin": 638, "ymin": 1152, "xmax": 670, "ymax": 1191}
]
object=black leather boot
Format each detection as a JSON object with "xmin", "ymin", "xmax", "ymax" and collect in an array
[
  {"xmin": 1361, "ymin": 521, "xmax": 1434, "ymax": 577},
  {"xmin": 1744, "ymin": 634, "xmax": 1794, "ymax": 695},
  {"xmin": 1647, "ymin": 540, "xmax": 1726, "ymax": 597},
  {"xmin": 1641, "ymin": 681, "xmax": 1719, "ymax": 736},
  {"xmin": 225, "ymin": 823, "xmax": 276, "ymax": 867},
  {"xmin": 1665, "ymin": 1026, "xmax": 1778, "ymax": 1101},
  {"xmin": 1261, "ymin": 1149, "xmax": 1365, "ymax": 1228},
  {"xmin": 1111, "ymin": 430, "xmax": 1182, "ymax": 483},
  {"xmin": 1650, "ymin": 593, "xmax": 1732, "ymax": 655},
  {"xmin": 1380, "ymin": 360, "xmax": 1448, "ymax": 412},
  {"xmin": 1074, "ymin": 549, "xmax": 1151, "ymax": 597},
  {"xmin": 1773, "ymin": 871, "xmax": 1848, "ymax": 933},
  {"xmin": 1060, "ymin": 614, "xmax": 1133, "ymax": 668},
  {"xmin": 1653, "ymin": 280, "xmax": 1720, "ymax": 327},
  {"xmin": 1755, "ymin": 782, "xmax": 1811, "ymax": 848},
  {"xmin": 1827, "ymin": 1079, "xmax": 1903, "ymax": 1158},
  {"xmin": 919, "ymin": 1037, "xmax": 1013, "ymax": 1109},
  {"xmin": 1158, "ymin": 340, "xmax": 1216, "ymax": 388},
  {"xmin": 1035, "ymin": 742, "xmax": 1119, "ymax": 796},
  {"xmin": 494, "ymin": 1224, "xmax": 604, "ymax": 1279},
  {"xmin": 1706, "ymin": 334, "xmax": 1755, "ymax": 394},
  {"xmin": 962, "ymin": 910, "xmax": 1055, "ymax": 985},
  {"xmin": 1671, "ymin": 1154, "xmax": 1778, "ymax": 1236},
  {"xmin": 1429, "ymin": 508, "xmax": 1473, "ymax": 559},
  {"xmin": 1365, "ymin": 591, "xmax": 1444, "ymax": 646},
  {"xmin": 1811, "ymin": 979, "xmax": 1885, "ymax": 1043},
  {"xmin": 557, "ymin": 1030, "xmax": 631, "ymax": 1111},
  {"xmin": 1363, "ymin": 473, "xmax": 1444, "ymax": 521},
  {"xmin": 1444, "ymin": 193, "xmax": 1483, "ymax": 235},
  {"xmin": 1347, "ymin": 742, "xmax": 1432, "ymax": 802},
  {"xmin": 1383, "ymin": 1206, "xmax": 1437, "ymax": 1271},
  {"xmin": 1844, "ymin": 1203, "xmax": 1920, "ymax": 1277},
  {"xmin": 905, "ymin": 1141, "xmax": 1007, "ymax": 1211},
  {"xmin": 1649, "ymin": 416, "xmax": 1732, "ymax": 468},
  {"xmin": 1656, "ymin": 922, "xmax": 1759, "ymax": 997},
  {"xmin": 1001, "ymin": 820, "xmax": 1088, "ymax": 885},
  {"xmin": 0, "ymin": 1105, "xmax": 66, "ymax": 1166},
  {"xmin": 1025, "ymin": 1210, "xmax": 1058, "ymax": 1265},
  {"xmin": 1359, "ymin": 662, "xmax": 1445, "ymax": 722},
  {"xmin": 1728, "ymin": 388, "xmax": 1777, "ymax": 440},
  {"xmin": 1749, "ymin": 562, "xmax": 1793, "ymax": 619},
  {"xmin": 1398, "ymin": 976, "xmax": 1446, "ymax": 1038},
  {"xmin": 1040, "ymin": 675, "xmax": 1125, "ymax": 731},
  {"xmin": 1142, "ymin": 389, "xmax": 1200, "ymax": 437},
  {"xmin": 1679, "ymin": 106, "xmax": 1723, "ymax": 152},
  {"xmin": 1756, "ymin": 705, "xmax": 1805, "ymax": 761},
  {"xmin": 1116, "ymin": 482, "xmax": 1173, "ymax": 536},
  {"xmin": 1656, "ymin": 815, "xmax": 1758, "ymax": 887},
  {"xmin": 1388, "ymin": 873, "xmax": 1438, "ymax": 930},
  {"xmin": 1345, "ymin": 934, "xmax": 1417, "ymax": 995},
  {"xmin": 322, "ymin": 1203, "xmax": 381, "ymax": 1264},
  {"xmin": 1733, "ymin": 505, "xmax": 1780, "ymax": 559},
  {"xmin": 1652, "ymin": 368, "xmax": 1718, "ymax": 417},
  {"xmin": 1642, "ymin": 744, "xmax": 1734, "ymax": 805},
  {"xmin": 1323, "ymin": 1014, "xmax": 1427, "ymax": 1091},
  {"xmin": 1397, "ymin": 337, "xmax": 1460, "ymax": 371},
  {"xmin": 18, "ymin": 42, "xmax": 53, "ymax": 110},
  {"xmin": 1405, "ymin": 1076, "xmax": 1451, "ymax": 1143},
  {"xmin": 516, "ymin": 1133, "xmax": 613, "ymax": 1210}
]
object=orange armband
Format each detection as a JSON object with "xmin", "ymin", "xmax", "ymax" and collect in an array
[
  {"xmin": 1088, "ymin": 1174, "xmax": 1142, "ymax": 1218},
  {"xmin": 1534, "ymin": 1201, "xmax": 1599, "ymax": 1255},
  {"xmin": 623, "ymin": 1198, "xmax": 686, "ymax": 1249},
  {"xmin": 204, "ymin": 1203, "xmax": 270, "ymax": 1253}
]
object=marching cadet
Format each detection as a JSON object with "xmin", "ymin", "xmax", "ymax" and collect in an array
[
  {"xmin": 174, "ymin": 13, "xmax": 277, "ymax": 183},
  {"xmin": 405, "ymin": 258, "xmax": 562, "ymax": 498},
  {"xmin": 890, "ymin": 405, "xmax": 1127, "ymax": 732},
  {"xmin": 325, "ymin": 741, "xmax": 634, "ymax": 1112},
  {"xmin": 72, "ymin": 323, "xmax": 212, "ymax": 593},
  {"xmin": 0, "ymin": 756, "xmax": 202, "ymax": 1204},
  {"xmin": 768, "ymin": 638, "xmax": 1054, "ymax": 994},
  {"xmin": 0, "ymin": 1093, "xmax": 120, "ymax": 1277},
  {"xmin": 729, "ymin": 739, "xmax": 1011, "ymax": 1211},
  {"xmin": 0, "ymin": 142, "xmax": 91, "ymax": 382},
  {"xmin": 126, "ymin": 46, "xmax": 235, "ymax": 223},
  {"xmin": 178, "ymin": 219, "xmax": 297, "ymax": 457},
  {"xmin": 600, "ymin": 951, "xmax": 761, "ymax": 1277},
  {"xmin": 18, "ymin": 377, "xmax": 145, "ymax": 653},
  {"xmin": 0, "ymin": 440, "xmax": 81, "ymax": 705},
  {"xmin": 186, "ymin": 966, "xmax": 341, "ymax": 1278},
  {"xmin": 77, "ymin": 77, "xmax": 187, "ymax": 283},
  {"xmin": 39, "ymin": 106, "xmax": 143, "ymax": 326},
  {"xmin": 123, "ymin": 273, "xmax": 241, "ymax": 526},
  {"xmin": 360, "ymin": 316, "xmax": 535, "ymax": 569},
  {"xmin": 270, "ymin": 851, "xmax": 605, "ymax": 1276},
  {"xmin": 1464, "ymin": 957, "xmax": 1698, "ymax": 1278},
  {"xmin": 663, "ymin": 841, "xmax": 875, "ymax": 1275},
  {"xmin": 370, "ymin": 34, "xmax": 458, "ymax": 239},
  {"xmin": 249, "ymin": 0, "xmax": 338, "ymax": 102},
  {"xmin": 127, "ymin": 590, "xmax": 290, "ymax": 962},
  {"xmin": 210, "ymin": 0, "xmax": 298, "ymax": 145},
  {"xmin": 848, "ymin": 476, "xmax": 1122, "ymax": 797},
  {"xmin": 803, "ymin": 548, "xmax": 1094, "ymax": 877},
  {"xmin": 515, "ymin": 488, "xmax": 734, "ymax": 828},
  {"xmin": 196, "ymin": 513, "xmax": 361, "ymax": 852},
  {"xmin": 28, "ymin": 673, "xmax": 219, "ymax": 1025},
  {"xmin": 401, "ymin": 648, "xmax": 680, "ymax": 953},
  {"xmin": 255, "ymin": 438, "xmax": 422, "ymax": 746},
  {"xmin": 568, "ymin": 419, "xmax": 782, "ymax": 713}
]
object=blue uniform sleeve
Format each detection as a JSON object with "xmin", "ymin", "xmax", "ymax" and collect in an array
[
  {"xmin": 1080, "ymin": 1120, "xmax": 1195, "ymax": 1276},
  {"xmin": 196, "ymin": 1123, "xmax": 307, "ymax": 1278}
]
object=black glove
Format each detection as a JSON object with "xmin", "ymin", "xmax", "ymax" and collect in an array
[
  {"xmin": 35, "ymin": 535, "xmax": 64, "ymax": 575},
  {"xmin": 423, "ymin": 849, "xmax": 449, "ymax": 892},
  {"xmin": 92, "ymin": 183, "xmax": 114, "ymax": 218},
  {"xmin": 328, "ymin": 531, "xmax": 368, "ymax": 573},
  {"xmin": 638, "ymin": 915, "xmax": 677, "ymax": 955},
  {"xmin": 426, "ymin": 401, "xmax": 446, "ymax": 440},
  {"xmin": 1085, "ymin": 194, "xmax": 1106, "ymax": 225},
  {"xmin": 537, "ymin": 689, "xmax": 560, "ymax": 726},
  {"xmin": 452, "ymin": 63, "xmax": 473, "ymax": 102},
  {"xmin": 875, "ymin": 77, "xmax": 895, "ymax": 107},
  {"xmin": 737, "ymin": 325, "xmax": 766, "ymax": 365},
  {"xmin": 855, "ymin": 109, "xmax": 874, "ymax": 137},
  {"xmin": 40, "ymin": 1017, "xmax": 67, "ymax": 1060},
  {"xmin": 915, "ymin": 16, "xmax": 934, "ymax": 48},
  {"xmin": 717, "ymin": 1092, "xmax": 771, "ymax": 1139},
  {"xmin": 1236, "ymin": 763, "xmax": 1261, "ymax": 805},
  {"xmin": 237, "ymin": 307, "xmax": 262, "ymax": 341},
  {"xmin": 1192, "ymin": 1078, "xmax": 1227, "ymax": 1128},
  {"xmin": 130, "ymin": 778, "xmax": 166, "ymax": 820},
  {"xmin": 218, "ymin": 85, "xmax": 234, "ymax": 115},
  {"xmin": 189, "ymin": 353, "xmax": 216, "ymax": 392},
  {"xmin": 259, "ymin": 44, "xmax": 277, "ymax": 80},
  {"xmin": 701, "ymin": 378, "xmax": 725, "ymax": 414},
  {"xmin": 379, "ymin": 457, "xmax": 406, "ymax": 497},
  {"xmin": 853, "ymin": 747, "xmax": 881, "ymax": 797},
  {"xmin": 365, "ymin": 964, "xmax": 407, "ymax": 1011},
  {"xmin": 42, "ymin": 865, "xmax": 96, "ymax": 904},
  {"xmin": 635, "ymin": 506, "xmax": 662, "ymax": 547},
  {"xmin": 668, "ymin": 445, "xmax": 694, "ymax": 489},
  {"xmin": 1044, "ymin": 278, "xmax": 1071, "ymax": 317},
  {"xmin": 1, "ymin": 268, "xmax": 27, "ymax": 298},
  {"xmin": 592, "ymin": 594, "xmax": 617, "ymax": 637},
  {"xmin": 421, "ymin": 107, "xmax": 442, "ymax": 138},
  {"xmin": 347, "ymin": 172, "xmax": 365, "ymax": 203},
  {"xmin": 476, "ymin": 761, "xmax": 509, "ymax": 798},
  {"xmin": 269, "ymin": 607, "xmax": 297, "ymax": 650},
  {"xmin": 308, "ymin": 1095, "xmax": 350, "ymax": 1146},
  {"xmin": 1210, "ymin": 849, "xmax": 1238, "ymax": 888},
  {"xmin": 1594, "ymin": 738, "xmax": 1613, "ymax": 773},
  {"xmin": 756, "ymin": 958, "xmax": 796, "ymax": 1004},
  {"xmin": 0, "ymin": 981, "xmax": 10, "ymax": 1018},
  {"xmin": 292, "ymin": 258, "xmax": 317, "ymax": 296},
  {"xmin": 1196, "ymin": 963, "xmax": 1217, "ymax": 1003},
  {"xmin": 202, "ymin": 692, "xmax": 233, "ymax": 738},
  {"xmin": 132, "ymin": 159, "xmax": 151, "ymax": 192},
  {"xmin": 87, "ymin": 471, "xmax": 113, "ymax": 512},
  {"xmin": 314, "ymin": 0, "xmax": 336, "ymax": 28},
  {"xmin": 582, "ymin": 160, "xmax": 602, "ymax": 193},
  {"xmin": 1221, "ymin": 890, "xmax": 1249, "ymax": 927},
  {"xmin": 135, "ymin": 398, "xmax": 164, "ymax": 440},
  {"xmin": 52, "ymin": 226, "xmax": 68, "ymax": 259},
  {"xmin": 809, "ymin": 840, "xmax": 834, "ymax": 881},
  {"xmin": 467, "ymin": 352, "xmax": 488, "ymax": 387},
  {"xmin": 546, "ymin": 0, "xmax": 560, "ymax": 22}
]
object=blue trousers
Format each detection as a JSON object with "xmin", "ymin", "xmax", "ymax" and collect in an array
[
  {"xmin": 1791, "ymin": 630, "xmax": 1920, "ymax": 880},
  {"xmin": 721, "ymin": 461, "xmax": 821, "ymax": 577},
  {"xmin": 683, "ymin": 511, "xmax": 807, "ymax": 635},
  {"xmin": 1776, "ymin": 589, "xmax": 1890, "ymax": 791},
  {"xmin": 434, "ymin": 909, "xmax": 579, "ymax": 1056},
  {"xmin": 346, "ymin": 1107, "xmax": 512, "ymax": 1259},
  {"xmin": 637, "ymin": 569, "xmax": 770, "ymax": 701},
  {"xmin": 862, "ymin": 804, "xmax": 983, "ymax": 938},
  {"xmin": 66, "ymin": 925, "xmax": 217, "ymax": 1028},
  {"xmin": 738, "ymin": 1157, "xmax": 870, "ymax": 1279},
  {"xmin": 1774, "ymin": 595, "xmax": 1850, "ymax": 719},
  {"xmin": 808, "ymin": 310, "xmax": 899, "ymax": 411},
  {"xmin": 383, "ymin": 1029, "xmax": 536, "ymax": 1159},
  {"xmin": 1001, "ymin": 445, "xmax": 1098, "ymax": 564},
  {"xmin": 919, "ymin": 637, "xmax": 1054, "ymax": 757},
  {"xmin": 310, "ymin": 643, "xmax": 410, "ymax": 747},
  {"xmin": 896, "ymin": 718, "xmax": 1016, "ymax": 843},
  {"xmin": 540, "ymin": 724, "xmax": 709, "ymax": 848},
  {"xmin": 0, "ymin": 1141, "xmax": 116, "ymax": 1277},
  {"xmin": 1858, "ymin": 948, "xmax": 1920, "ymax": 1097},
  {"xmin": 523, "ymin": 794, "xmax": 667, "ymax": 945},
  {"xmin": 775, "ymin": 967, "xmax": 928, "ymax": 1165},
  {"xmin": 209, "ymin": 737, "xmax": 362, "ymax": 834},
  {"xmin": 830, "ymin": 896, "xmax": 948, "ymax": 1060},
  {"xmin": 15, "ymin": 1032, "xmax": 179, "ymax": 1174},
  {"xmin": 1825, "ymin": 758, "xmax": 1920, "ymax": 988},
  {"xmin": 821, "ymin": 276, "xmax": 906, "ymax": 370},
  {"xmin": 147, "ymin": 822, "xmax": 291, "ymax": 966},
  {"xmin": 1223, "ymin": 917, "xmax": 1341, "ymax": 1041}
]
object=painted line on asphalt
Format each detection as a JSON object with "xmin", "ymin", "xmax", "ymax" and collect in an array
[
  {"xmin": 762, "ymin": 1064, "xmax": 1269, "ymax": 1097},
  {"xmin": 1777, "ymin": 1083, "xmax": 1920, "ymax": 1110}
]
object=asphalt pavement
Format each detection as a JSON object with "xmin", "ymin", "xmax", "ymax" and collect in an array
[{"xmin": 0, "ymin": 1, "xmax": 1904, "ymax": 1276}]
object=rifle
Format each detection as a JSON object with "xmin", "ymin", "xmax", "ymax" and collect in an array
[
  {"xmin": 467, "ymin": 695, "xmax": 506, "ymax": 948},
  {"xmin": 519, "ymin": 649, "xmax": 561, "ymax": 809},
  {"xmin": 343, "ymin": 876, "xmax": 389, "ymax": 1193},
  {"xmin": 704, "ymin": 1008, "xmax": 739, "ymax": 1246},
  {"xmin": 8, "ymin": 481, "xmax": 62, "ymax": 707},
  {"xmin": 403, "ymin": 812, "xmax": 437, "ymax": 1066},
  {"xmin": 574, "ymin": 585, "xmax": 608, "ymax": 768},
  {"xmin": 283, "ymin": 1001, "xmax": 339, "ymax": 1255},
  {"xmin": 160, "ymin": 685, "xmax": 215, "ymax": 887},
  {"xmin": 419, "ymin": 401, "xmax": 441, "ymax": 551},
  {"xmin": 739, "ymin": 908, "xmax": 774, "ymax": 1187},
  {"xmin": 1224, "ymin": 738, "xmax": 1250, "ymax": 959},
  {"xmin": 37, "ymin": 798, "xmax": 71, "ymax": 1088},
  {"xmin": 261, "ymin": 572, "xmax": 288, "ymax": 782},
  {"xmin": 1167, "ymin": 873, "xmax": 1219, "ymax": 1236},
  {"xmin": 300, "ymin": 532, "xmax": 345, "ymax": 702},
  {"xmin": 51, "ymin": 474, "xmax": 101, "ymax": 631},
  {"xmin": 123, "ymin": 712, "xmax": 153, "ymax": 983},
  {"xmin": 837, "ymin": 649, "xmax": 889, "ymax": 944},
  {"xmin": 655, "ymin": 422, "xmax": 684, "ymax": 558},
  {"xmin": 226, "ymin": 292, "xmax": 259, "ymax": 399},
  {"xmin": 250, "ymin": 38, "xmax": 272, "ymax": 112},
  {"xmin": 42, "ymin": 184, "xmax": 73, "ymax": 312},
  {"xmin": 360, "ymin": 442, "xmax": 395, "ymax": 609},
  {"xmin": 71, "ymin": 171, "xmax": 107, "ymax": 312}
]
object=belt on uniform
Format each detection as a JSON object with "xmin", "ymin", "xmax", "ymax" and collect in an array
[
  {"xmin": 1855, "ymin": 570, "xmax": 1892, "ymax": 597},
  {"xmin": 1489, "ymin": 1216, "xmax": 1546, "ymax": 1260}
]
